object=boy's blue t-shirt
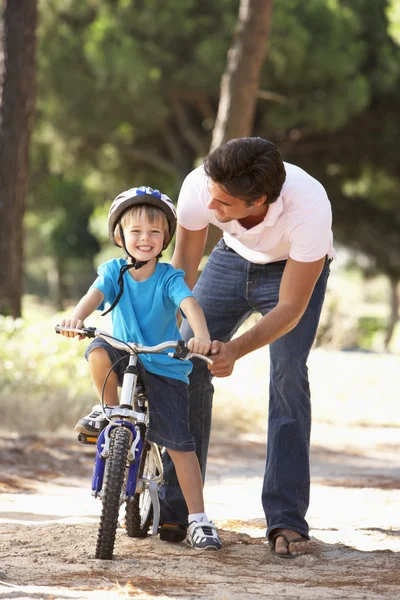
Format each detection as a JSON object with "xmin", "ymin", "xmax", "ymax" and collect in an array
[{"xmin": 90, "ymin": 258, "xmax": 195, "ymax": 383}]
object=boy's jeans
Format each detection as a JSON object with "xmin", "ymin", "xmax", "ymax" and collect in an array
[{"xmin": 160, "ymin": 239, "xmax": 330, "ymax": 539}]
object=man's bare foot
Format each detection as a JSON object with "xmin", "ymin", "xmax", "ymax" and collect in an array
[{"xmin": 270, "ymin": 529, "xmax": 308, "ymax": 558}]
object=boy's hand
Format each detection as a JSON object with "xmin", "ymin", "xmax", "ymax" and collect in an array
[
  {"xmin": 187, "ymin": 336, "xmax": 211, "ymax": 356},
  {"xmin": 59, "ymin": 317, "xmax": 85, "ymax": 339}
]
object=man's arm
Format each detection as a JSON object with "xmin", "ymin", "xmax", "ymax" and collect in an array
[
  {"xmin": 210, "ymin": 257, "xmax": 325, "ymax": 377},
  {"xmin": 171, "ymin": 224, "xmax": 208, "ymax": 290}
]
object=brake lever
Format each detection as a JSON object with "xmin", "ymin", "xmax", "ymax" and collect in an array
[
  {"xmin": 169, "ymin": 340, "xmax": 190, "ymax": 360},
  {"xmin": 168, "ymin": 348, "xmax": 213, "ymax": 365}
]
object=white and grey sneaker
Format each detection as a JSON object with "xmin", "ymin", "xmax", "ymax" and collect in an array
[
  {"xmin": 187, "ymin": 520, "xmax": 222, "ymax": 550},
  {"xmin": 75, "ymin": 404, "xmax": 108, "ymax": 436}
]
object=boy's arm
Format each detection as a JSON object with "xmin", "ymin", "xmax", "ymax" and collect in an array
[
  {"xmin": 60, "ymin": 288, "xmax": 104, "ymax": 338},
  {"xmin": 179, "ymin": 296, "xmax": 211, "ymax": 355}
]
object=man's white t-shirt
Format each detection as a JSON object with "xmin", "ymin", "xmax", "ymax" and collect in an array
[{"xmin": 177, "ymin": 162, "xmax": 335, "ymax": 264}]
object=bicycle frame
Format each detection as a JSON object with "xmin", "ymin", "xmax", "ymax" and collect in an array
[
  {"xmin": 55, "ymin": 326, "xmax": 212, "ymax": 539},
  {"xmin": 90, "ymin": 350, "xmax": 164, "ymax": 533}
]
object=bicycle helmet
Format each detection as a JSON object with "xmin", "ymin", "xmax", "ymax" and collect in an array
[
  {"xmin": 101, "ymin": 186, "xmax": 177, "ymax": 317},
  {"xmin": 108, "ymin": 186, "xmax": 177, "ymax": 249}
]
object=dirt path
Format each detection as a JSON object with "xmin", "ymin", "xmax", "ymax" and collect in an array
[{"xmin": 0, "ymin": 423, "xmax": 399, "ymax": 600}]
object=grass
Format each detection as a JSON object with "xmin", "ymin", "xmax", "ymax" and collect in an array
[
  {"xmin": 212, "ymin": 344, "xmax": 400, "ymax": 433},
  {"xmin": 1, "ymin": 295, "xmax": 400, "ymax": 434},
  {"xmin": 0, "ymin": 297, "xmax": 99, "ymax": 432}
]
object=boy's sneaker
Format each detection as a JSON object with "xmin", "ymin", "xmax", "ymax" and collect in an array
[
  {"xmin": 75, "ymin": 404, "xmax": 108, "ymax": 436},
  {"xmin": 187, "ymin": 520, "xmax": 222, "ymax": 550}
]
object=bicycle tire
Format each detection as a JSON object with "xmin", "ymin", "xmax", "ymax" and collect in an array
[
  {"xmin": 125, "ymin": 441, "xmax": 158, "ymax": 538},
  {"xmin": 95, "ymin": 426, "xmax": 131, "ymax": 559}
]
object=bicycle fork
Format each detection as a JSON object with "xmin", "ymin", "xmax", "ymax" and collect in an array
[
  {"xmin": 91, "ymin": 424, "xmax": 163, "ymax": 533},
  {"xmin": 91, "ymin": 421, "xmax": 143, "ymax": 500},
  {"xmin": 91, "ymin": 351, "xmax": 144, "ymax": 499}
]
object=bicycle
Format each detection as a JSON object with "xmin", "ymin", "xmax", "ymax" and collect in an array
[{"xmin": 55, "ymin": 325, "xmax": 212, "ymax": 560}]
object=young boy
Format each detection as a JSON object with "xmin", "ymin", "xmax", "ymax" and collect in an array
[{"xmin": 59, "ymin": 186, "xmax": 221, "ymax": 551}]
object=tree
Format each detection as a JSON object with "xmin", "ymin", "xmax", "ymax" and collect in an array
[
  {"xmin": 34, "ymin": 0, "xmax": 237, "ymax": 199},
  {"xmin": 267, "ymin": 1, "xmax": 400, "ymax": 345},
  {"xmin": 206, "ymin": 0, "xmax": 274, "ymax": 251},
  {"xmin": 30, "ymin": 176, "xmax": 101, "ymax": 310},
  {"xmin": 211, "ymin": 0, "xmax": 274, "ymax": 150},
  {"xmin": 26, "ymin": 0, "xmax": 400, "ymax": 335},
  {"xmin": 0, "ymin": 0, "xmax": 38, "ymax": 317}
]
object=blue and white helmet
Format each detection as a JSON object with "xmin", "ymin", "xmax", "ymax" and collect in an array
[{"xmin": 108, "ymin": 186, "xmax": 177, "ymax": 248}]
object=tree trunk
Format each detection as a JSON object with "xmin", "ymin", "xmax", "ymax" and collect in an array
[
  {"xmin": 56, "ymin": 255, "xmax": 69, "ymax": 313},
  {"xmin": 384, "ymin": 276, "xmax": 399, "ymax": 350},
  {"xmin": 0, "ymin": 0, "xmax": 38, "ymax": 317},
  {"xmin": 210, "ymin": 0, "xmax": 274, "ymax": 151},
  {"xmin": 206, "ymin": 0, "xmax": 274, "ymax": 253}
]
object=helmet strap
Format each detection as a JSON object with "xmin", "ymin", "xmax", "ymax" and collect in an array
[
  {"xmin": 101, "ymin": 224, "xmax": 153, "ymax": 316},
  {"xmin": 118, "ymin": 223, "xmax": 149, "ymax": 270},
  {"xmin": 101, "ymin": 262, "xmax": 136, "ymax": 316}
]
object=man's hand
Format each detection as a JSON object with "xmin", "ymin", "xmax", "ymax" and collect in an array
[{"xmin": 208, "ymin": 340, "xmax": 238, "ymax": 377}]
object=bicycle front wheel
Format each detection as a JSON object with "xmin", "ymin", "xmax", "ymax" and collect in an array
[
  {"xmin": 125, "ymin": 441, "xmax": 159, "ymax": 538},
  {"xmin": 95, "ymin": 427, "xmax": 131, "ymax": 559}
]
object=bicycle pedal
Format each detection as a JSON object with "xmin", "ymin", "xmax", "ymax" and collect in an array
[
  {"xmin": 77, "ymin": 433, "xmax": 97, "ymax": 445},
  {"xmin": 159, "ymin": 523, "xmax": 187, "ymax": 543}
]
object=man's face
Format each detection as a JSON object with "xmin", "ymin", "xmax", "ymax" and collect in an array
[{"xmin": 207, "ymin": 181, "xmax": 266, "ymax": 223}]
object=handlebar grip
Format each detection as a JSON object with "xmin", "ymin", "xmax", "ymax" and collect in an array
[
  {"xmin": 170, "ymin": 349, "xmax": 190, "ymax": 360},
  {"xmin": 54, "ymin": 325, "xmax": 97, "ymax": 338}
]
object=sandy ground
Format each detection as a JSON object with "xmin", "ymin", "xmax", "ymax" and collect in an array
[{"xmin": 0, "ymin": 422, "xmax": 399, "ymax": 600}]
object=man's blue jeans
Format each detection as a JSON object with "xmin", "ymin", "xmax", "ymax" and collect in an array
[{"xmin": 160, "ymin": 239, "xmax": 330, "ymax": 539}]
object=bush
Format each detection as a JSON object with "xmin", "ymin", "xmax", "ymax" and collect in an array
[
  {"xmin": 0, "ymin": 314, "xmax": 95, "ymax": 432},
  {"xmin": 357, "ymin": 316, "xmax": 387, "ymax": 350}
]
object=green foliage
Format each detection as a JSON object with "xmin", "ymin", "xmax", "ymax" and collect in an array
[
  {"xmin": 33, "ymin": 177, "xmax": 99, "ymax": 258},
  {"xmin": 36, "ymin": 0, "xmax": 237, "ymax": 182},
  {"xmin": 0, "ymin": 311, "xmax": 95, "ymax": 431},
  {"xmin": 387, "ymin": 0, "xmax": 400, "ymax": 43},
  {"xmin": 266, "ymin": 1, "xmax": 400, "ymax": 279},
  {"xmin": 24, "ymin": 0, "xmax": 400, "ymax": 301},
  {"xmin": 357, "ymin": 316, "xmax": 387, "ymax": 349},
  {"xmin": 264, "ymin": 0, "xmax": 370, "ymax": 131}
]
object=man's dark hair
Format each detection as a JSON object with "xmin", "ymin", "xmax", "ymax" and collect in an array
[{"xmin": 204, "ymin": 137, "xmax": 286, "ymax": 205}]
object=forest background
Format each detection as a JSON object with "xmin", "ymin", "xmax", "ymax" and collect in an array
[{"xmin": 1, "ymin": 0, "xmax": 400, "ymax": 432}]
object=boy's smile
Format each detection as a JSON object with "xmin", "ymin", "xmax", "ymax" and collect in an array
[
  {"xmin": 121, "ymin": 213, "xmax": 165, "ymax": 263},
  {"xmin": 136, "ymin": 244, "xmax": 155, "ymax": 253}
]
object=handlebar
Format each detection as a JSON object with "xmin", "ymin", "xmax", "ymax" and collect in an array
[{"xmin": 54, "ymin": 325, "xmax": 213, "ymax": 365}]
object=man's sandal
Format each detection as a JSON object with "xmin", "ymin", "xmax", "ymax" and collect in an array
[{"xmin": 268, "ymin": 531, "xmax": 308, "ymax": 559}]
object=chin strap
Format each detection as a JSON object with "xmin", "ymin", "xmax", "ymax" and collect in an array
[
  {"xmin": 101, "ymin": 262, "xmax": 140, "ymax": 316},
  {"xmin": 101, "ymin": 224, "xmax": 161, "ymax": 317}
]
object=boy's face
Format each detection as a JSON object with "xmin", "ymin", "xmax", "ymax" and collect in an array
[{"xmin": 117, "ymin": 211, "xmax": 165, "ymax": 262}]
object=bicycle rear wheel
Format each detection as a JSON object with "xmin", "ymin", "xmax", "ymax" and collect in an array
[
  {"xmin": 95, "ymin": 426, "xmax": 131, "ymax": 559},
  {"xmin": 125, "ymin": 441, "xmax": 159, "ymax": 538}
]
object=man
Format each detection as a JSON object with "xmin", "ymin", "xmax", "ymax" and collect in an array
[{"xmin": 159, "ymin": 137, "xmax": 335, "ymax": 558}]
